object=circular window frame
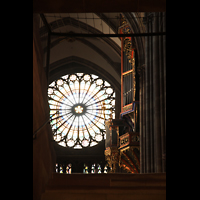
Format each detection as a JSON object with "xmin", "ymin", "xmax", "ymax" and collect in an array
[{"xmin": 48, "ymin": 72, "xmax": 116, "ymax": 149}]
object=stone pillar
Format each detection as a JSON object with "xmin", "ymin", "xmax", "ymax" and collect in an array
[
  {"xmin": 163, "ymin": 12, "xmax": 166, "ymax": 172},
  {"xmin": 161, "ymin": 12, "xmax": 166, "ymax": 172},
  {"xmin": 63, "ymin": 164, "xmax": 66, "ymax": 173},
  {"xmin": 158, "ymin": 12, "xmax": 164, "ymax": 173},
  {"xmin": 88, "ymin": 164, "xmax": 91, "ymax": 174},
  {"xmin": 149, "ymin": 15, "xmax": 154, "ymax": 173},
  {"xmin": 145, "ymin": 14, "xmax": 150, "ymax": 173},
  {"xmin": 145, "ymin": 13, "xmax": 155, "ymax": 173},
  {"xmin": 153, "ymin": 12, "xmax": 162, "ymax": 173},
  {"xmin": 139, "ymin": 12, "xmax": 166, "ymax": 173},
  {"xmin": 142, "ymin": 65, "xmax": 146, "ymax": 173},
  {"xmin": 138, "ymin": 65, "xmax": 145, "ymax": 173},
  {"xmin": 101, "ymin": 163, "xmax": 105, "ymax": 173}
]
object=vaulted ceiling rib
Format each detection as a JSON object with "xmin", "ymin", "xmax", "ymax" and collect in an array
[{"xmin": 39, "ymin": 13, "xmax": 123, "ymax": 86}]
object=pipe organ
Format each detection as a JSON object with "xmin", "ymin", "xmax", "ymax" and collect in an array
[
  {"xmin": 119, "ymin": 19, "xmax": 137, "ymax": 113},
  {"xmin": 104, "ymin": 14, "xmax": 140, "ymax": 173}
]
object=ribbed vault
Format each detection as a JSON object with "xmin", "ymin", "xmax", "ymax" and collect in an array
[{"xmin": 39, "ymin": 12, "xmax": 146, "ymax": 88}]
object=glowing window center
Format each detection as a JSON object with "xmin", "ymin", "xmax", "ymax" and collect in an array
[{"xmin": 75, "ymin": 105, "xmax": 83, "ymax": 113}]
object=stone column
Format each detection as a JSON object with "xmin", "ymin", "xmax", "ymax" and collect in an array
[
  {"xmin": 159, "ymin": 12, "xmax": 166, "ymax": 172},
  {"xmin": 153, "ymin": 12, "xmax": 162, "ymax": 173},
  {"xmin": 101, "ymin": 162, "xmax": 105, "ymax": 173},
  {"xmin": 163, "ymin": 12, "xmax": 166, "ymax": 172},
  {"xmin": 139, "ymin": 12, "xmax": 166, "ymax": 173},
  {"xmin": 88, "ymin": 163, "xmax": 91, "ymax": 174},
  {"xmin": 144, "ymin": 12, "xmax": 155, "ymax": 173},
  {"xmin": 63, "ymin": 164, "xmax": 66, "ymax": 173},
  {"xmin": 158, "ymin": 12, "xmax": 164, "ymax": 173},
  {"xmin": 145, "ymin": 13, "xmax": 151, "ymax": 173},
  {"xmin": 163, "ymin": 13, "xmax": 166, "ymax": 142},
  {"xmin": 95, "ymin": 163, "xmax": 98, "ymax": 173},
  {"xmin": 138, "ymin": 65, "xmax": 145, "ymax": 173},
  {"xmin": 142, "ymin": 66, "xmax": 146, "ymax": 173},
  {"xmin": 149, "ymin": 15, "xmax": 154, "ymax": 173}
]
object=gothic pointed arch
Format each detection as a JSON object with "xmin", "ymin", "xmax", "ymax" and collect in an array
[{"xmin": 48, "ymin": 56, "xmax": 120, "ymax": 93}]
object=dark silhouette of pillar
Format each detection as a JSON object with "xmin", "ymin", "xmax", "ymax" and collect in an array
[{"xmin": 153, "ymin": 12, "xmax": 162, "ymax": 173}]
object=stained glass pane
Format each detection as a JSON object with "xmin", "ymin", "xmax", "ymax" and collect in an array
[
  {"xmin": 66, "ymin": 163, "xmax": 72, "ymax": 174},
  {"xmin": 96, "ymin": 79, "xmax": 103, "ymax": 85},
  {"xmin": 48, "ymin": 73, "xmax": 115, "ymax": 148},
  {"xmin": 98, "ymin": 164, "xmax": 101, "ymax": 173}
]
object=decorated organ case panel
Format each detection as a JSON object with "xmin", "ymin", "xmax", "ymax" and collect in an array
[
  {"xmin": 118, "ymin": 14, "xmax": 139, "ymax": 133},
  {"xmin": 104, "ymin": 15, "xmax": 140, "ymax": 173},
  {"xmin": 117, "ymin": 15, "xmax": 140, "ymax": 173}
]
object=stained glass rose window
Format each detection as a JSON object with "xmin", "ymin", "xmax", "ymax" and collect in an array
[{"xmin": 48, "ymin": 73, "xmax": 115, "ymax": 148}]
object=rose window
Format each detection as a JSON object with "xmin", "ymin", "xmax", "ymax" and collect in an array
[{"xmin": 48, "ymin": 73, "xmax": 115, "ymax": 149}]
